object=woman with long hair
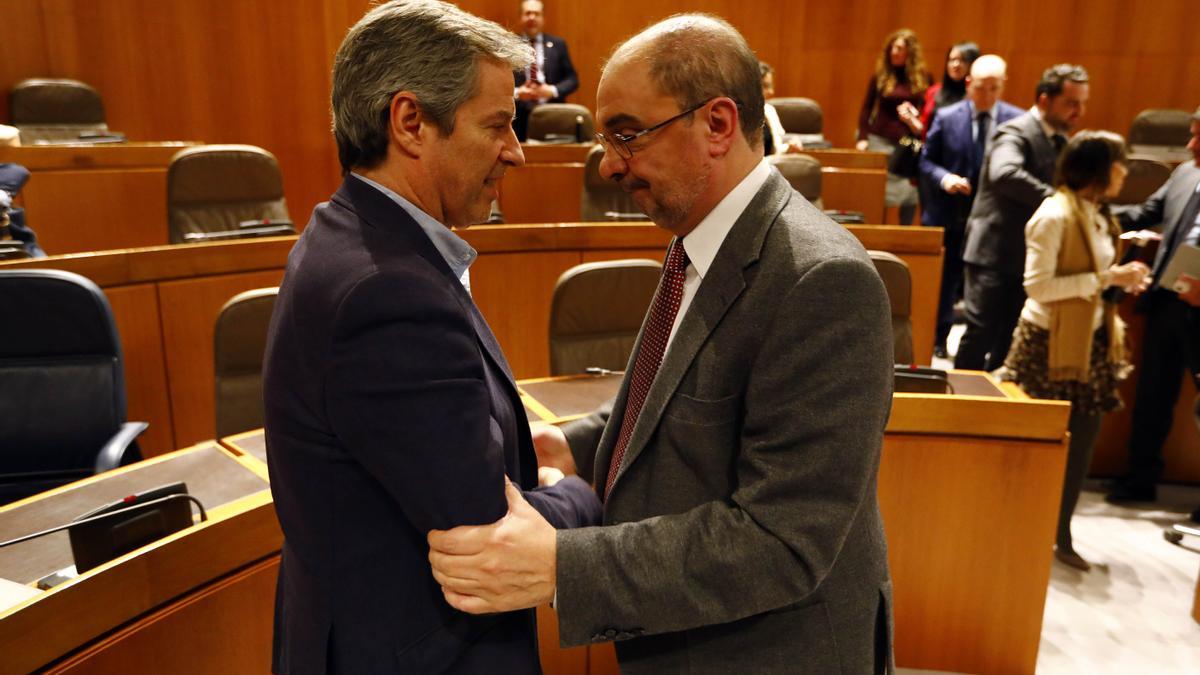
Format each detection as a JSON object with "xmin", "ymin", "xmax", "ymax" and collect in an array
[
  {"xmin": 1001, "ymin": 131, "xmax": 1151, "ymax": 571},
  {"xmin": 856, "ymin": 28, "xmax": 931, "ymax": 224},
  {"xmin": 920, "ymin": 41, "xmax": 980, "ymax": 135}
]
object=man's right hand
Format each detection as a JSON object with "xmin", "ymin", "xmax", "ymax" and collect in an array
[
  {"xmin": 531, "ymin": 422, "xmax": 577, "ymax": 475},
  {"xmin": 940, "ymin": 173, "xmax": 972, "ymax": 195}
]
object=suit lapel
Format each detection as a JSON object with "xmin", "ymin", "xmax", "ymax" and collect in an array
[{"xmin": 602, "ymin": 172, "xmax": 792, "ymax": 495}]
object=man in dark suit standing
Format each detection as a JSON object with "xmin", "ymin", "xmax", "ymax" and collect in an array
[
  {"xmin": 262, "ymin": 2, "xmax": 600, "ymax": 672},
  {"xmin": 955, "ymin": 64, "xmax": 1089, "ymax": 371},
  {"xmin": 1107, "ymin": 107, "xmax": 1200, "ymax": 519},
  {"xmin": 513, "ymin": 0, "xmax": 579, "ymax": 141},
  {"xmin": 429, "ymin": 14, "xmax": 895, "ymax": 674},
  {"xmin": 919, "ymin": 54, "xmax": 1023, "ymax": 359}
]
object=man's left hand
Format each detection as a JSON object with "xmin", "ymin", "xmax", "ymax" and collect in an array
[{"xmin": 428, "ymin": 479, "xmax": 557, "ymax": 613}]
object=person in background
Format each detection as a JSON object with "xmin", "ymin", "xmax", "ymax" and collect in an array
[
  {"xmin": 919, "ymin": 55, "xmax": 1022, "ymax": 358},
  {"xmin": 1106, "ymin": 106, "xmax": 1200, "ymax": 523},
  {"xmin": 1001, "ymin": 130, "xmax": 1150, "ymax": 571},
  {"xmin": 759, "ymin": 61, "xmax": 803, "ymax": 155},
  {"xmin": 0, "ymin": 162, "xmax": 47, "ymax": 258},
  {"xmin": 920, "ymin": 41, "xmax": 979, "ymax": 134},
  {"xmin": 856, "ymin": 28, "xmax": 932, "ymax": 225},
  {"xmin": 956, "ymin": 64, "xmax": 1090, "ymax": 372},
  {"xmin": 513, "ymin": 0, "xmax": 579, "ymax": 141}
]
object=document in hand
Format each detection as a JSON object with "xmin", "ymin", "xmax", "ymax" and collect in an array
[{"xmin": 1158, "ymin": 243, "xmax": 1200, "ymax": 292}]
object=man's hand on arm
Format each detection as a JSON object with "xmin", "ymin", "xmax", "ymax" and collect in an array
[
  {"xmin": 531, "ymin": 422, "xmax": 577, "ymax": 475},
  {"xmin": 428, "ymin": 479, "xmax": 558, "ymax": 614}
]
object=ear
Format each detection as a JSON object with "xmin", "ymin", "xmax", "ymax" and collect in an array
[
  {"xmin": 389, "ymin": 91, "xmax": 428, "ymax": 158},
  {"xmin": 1035, "ymin": 92, "xmax": 1050, "ymax": 111},
  {"xmin": 704, "ymin": 97, "xmax": 740, "ymax": 157}
]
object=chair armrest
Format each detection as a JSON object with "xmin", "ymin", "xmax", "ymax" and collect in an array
[{"xmin": 94, "ymin": 421, "xmax": 148, "ymax": 473}]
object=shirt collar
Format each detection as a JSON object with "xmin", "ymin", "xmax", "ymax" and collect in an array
[
  {"xmin": 350, "ymin": 173, "xmax": 478, "ymax": 285},
  {"xmin": 680, "ymin": 159, "xmax": 772, "ymax": 280}
]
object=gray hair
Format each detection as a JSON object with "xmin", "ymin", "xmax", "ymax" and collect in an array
[
  {"xmin": 614, "ymin": 14, "xmax": 765, "ymax": 148},
  {"xmin": 331, "ymin": 0, "xmax": 531, "ymax": 171}
]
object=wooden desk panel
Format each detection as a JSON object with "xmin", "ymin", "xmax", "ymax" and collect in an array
[
  {"xmin": 879, "ymin": 433, "xmax": 1065, "ymax": 674},
  {"xmin": 499, "ymin": 163, "xmax": 586, "ymax": 224},
  {"xmin": 104, "ymin": 284, "xmax": 175, "ymax": 456},
  {"xmin": 820, "ymin": 167, "xmax": 887, "ymax": 223},
  {"xmin": 801, "ymin": 148, "xmax": 889, "ymax": 170},
  {"xmin": 0, "ymin": 143, "xmax": 199, "ymax": 256},
  {"xmin": 522, "ymin": 143, "xmax": 592, "ymax": 164},
  {"xmin": 158, "ymin": 270, "xmax": 285, "ymax": 449}
]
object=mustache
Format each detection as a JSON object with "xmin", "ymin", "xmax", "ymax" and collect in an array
[{"xmin": 616, "ymin": 176, "xmax": 649, "ymax": 193}]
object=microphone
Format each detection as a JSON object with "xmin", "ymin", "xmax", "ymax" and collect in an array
[{"xmin": 0, "ymin": 483, "xmax": 207, "ymax": 580}]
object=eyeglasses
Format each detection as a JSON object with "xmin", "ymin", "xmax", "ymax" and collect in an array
[{"xmin": 594, "ymin": 99, "xmax": 713, "ymax": 160}]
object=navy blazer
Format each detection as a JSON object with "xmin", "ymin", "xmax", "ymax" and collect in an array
[
  {"xmin": 919, "ymin": 99, "xmax": 1023, "ymax": 227},
  {"xmin": 264, "ymin": 175, "xmax": 601, "ymax": 674},
  {"xmin": 514, "ymin": 32, "xmax": 578, "ymax": 101}
]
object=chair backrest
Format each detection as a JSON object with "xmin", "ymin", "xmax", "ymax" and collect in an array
[
  {"xmin": 527, "ymin": 103, "xmax": 595, "ymax": 142},
  {"xmin": 1128, "ymin": 109, "xmax": 1193, "ymax": 147},
  {"xmin": 0, "ymin": 269, "xmax": 130, "ymax": 498},
  {"xmin": 868, "ymin": 251, "xmax": 913, "ymax": 364},
  {"xmin": 768, "ymin": 97, "xmax": 823, "ymax": 134},
  {"xmin": 214, "ymin": 287, "xmax": 279, "ymax": 438},
  {"xmin": 9, "ymin": 78, "xmax": 108, "ymax": 143},
  {"xmin": 549, "ymin": 259, "xmax": 662, "ymax": 375},
  {"xmin": 1112, "ymin": 156, "xmax": 1172, "ymax": 205},
  {"xmin": 167, "ymin": 144, "xmax": 291, "ymax": 244},
  {"xmin": 581, "ymin": 144, "xmax": 645, "ymax": 221},
  {"xmin": 768, "ymin": 154, "xmax": 823, "ymax": 206}
]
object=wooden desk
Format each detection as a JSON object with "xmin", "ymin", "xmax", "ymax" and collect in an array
[
  {"xmin": 0, "ymin": 443, "xmax": 277, "ymax": 674},
  {"xmin": 498, "ymin": 154, "xmax": 888, "ymax": 224},
  {"xmin": 0, "ymin": 142, "xmax": 200, "ymax": 256},
  {"xmin": 520, "ymin": 372, "xmax": 1071, "ymax": 675},
  {"xmin": 0, "ymin": 223, "xmax": 940, "ymax": 454}
]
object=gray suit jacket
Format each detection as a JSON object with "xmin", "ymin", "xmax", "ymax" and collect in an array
[
  {"xmin": 962, "ymin": 111, "xmax": 1060, "ymax": 275},
  {"xmin": 556, "ymin": 172, "xmax": 895, "ymax": 674},
  {"xmin": 1115, "ymin": 160, "xmax": 1200, "ymax": 286}
]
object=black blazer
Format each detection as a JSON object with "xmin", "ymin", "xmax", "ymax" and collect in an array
[
  {"xmin": 962, "ymin": 112, "xmax": 1061, "ymax": 275},
  {"xmin": 264, "ymin": 175, "xmax": 601, "ymax": 673},
  {"xmin": 514, "ymin": 33, "xmax": 578, "ymax": 101}
]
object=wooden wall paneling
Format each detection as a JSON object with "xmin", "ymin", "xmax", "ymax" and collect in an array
[
  {"xmin": 157, "ymin": 270, "xmax": 285, "ymax": 449},
  {"xmin": 103, "ymin": 283, "xmax": 175, "ymax": 458},
  {"xmin": 0, "ymin": 1, "xmax": 50, "ymax": 122},
  {"xmin": 580, "ymin": 248, "xmax": 669, "ymax": 265},
  {"xmin": 878, "ymin": 433, "xmax": 1066, "ymax": 674},
  {"xmin": 20, "ymin": 168, "xmax": 168, "ymax": 255},
  {"xmin": 47, "ymin": 557, "xmax": 278, "ymax": 674},
  {"xmin": 471, "ymin": 251, "xmax": 582, "ymax": 379}
]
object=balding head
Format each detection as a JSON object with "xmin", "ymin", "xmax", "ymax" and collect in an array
[
  {"xmin": 970, "ymin": 54, "xmax": 1006, "ymax": 80},
  {"xmin": 967, "ymin": 54, "xmax": 1007, "ymax": 112},
  {"xmin": 605, "ymin": 14, "xmax": 764, "ymax": 147}
]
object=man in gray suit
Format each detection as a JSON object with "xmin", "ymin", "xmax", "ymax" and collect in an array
[
  {"xmin": 955, "ymin": 64, "xmax": 1089, "ymax": 371},
  {"xmin": 428, "ymin": 14, "xmax": 895, "ymax": 673}
]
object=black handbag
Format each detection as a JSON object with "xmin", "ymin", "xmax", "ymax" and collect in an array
[{"xmin": 888, "ymin": 136, "xmax": 923, "ymax": 178}]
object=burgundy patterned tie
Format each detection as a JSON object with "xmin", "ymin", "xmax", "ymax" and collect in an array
[
  {"xmin": 604, "ymin": 239, "xmax": 690, "ymax": 499},
  {"xmin": 528, "ymin": 37, "xmax": 539, "ymax": 84}
]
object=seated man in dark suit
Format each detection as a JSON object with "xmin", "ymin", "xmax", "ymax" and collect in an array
[
  {"xmin": 919, "ymin": 55, "xmax": 1023, "ymax": 358},
  {"xmin": 513, "ymin": 0, "xmax": 579, "ymax": 141},
  {"xmin": 956, "ymin": 64, "xmax": 1089, "ymax": 372},
  {"xmin": 262, "ymin": 2, "xmax": 601, "ymax": 672}
]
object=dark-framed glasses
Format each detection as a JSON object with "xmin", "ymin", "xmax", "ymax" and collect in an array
[{"xmin": 594, "ymin": 98, "xmax": 713, "ymax": 159}]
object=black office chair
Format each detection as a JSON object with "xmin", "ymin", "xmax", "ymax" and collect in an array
[{"xmin": 0, "ymin": 269, "xmax": 146, "ymax": 505}]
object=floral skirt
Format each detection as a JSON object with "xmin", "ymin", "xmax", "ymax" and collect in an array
[{"xmin": 1000, "ymin": 319, "xmax": 1131, "ymax": 416}]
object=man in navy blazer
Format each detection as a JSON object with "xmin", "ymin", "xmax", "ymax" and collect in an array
[
  {"xmin": 263, "ymin": 2, "xmax": 601, "ymax": 672},
  {"xmin": 513, "ymin": 0, "xmax": 579, "ymax": 141},
  {"xmin": 919, "ymin": 55, "xmax": 1023, "ymax": 358}
]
